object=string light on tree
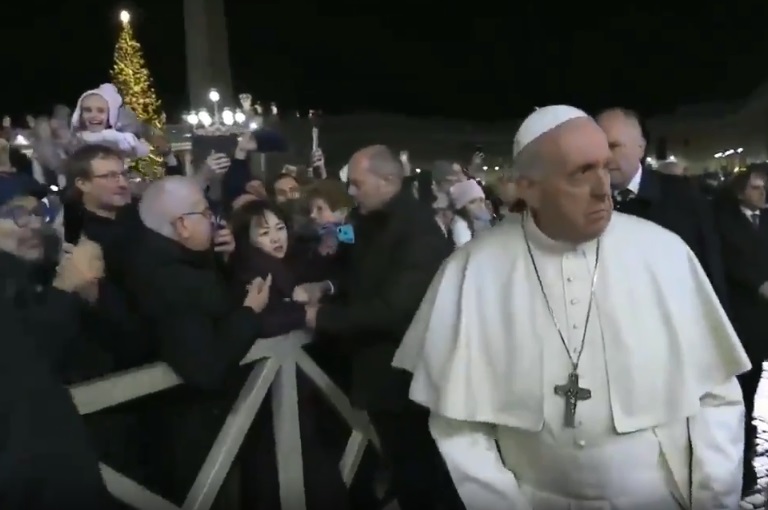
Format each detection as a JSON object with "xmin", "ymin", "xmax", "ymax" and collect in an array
[{"xmin": 111, "ymin": 9, "xmax": 166, "ymax": 178}]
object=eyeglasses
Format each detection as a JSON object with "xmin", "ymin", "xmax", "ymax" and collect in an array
[
  {"xmin": 0, "ymin": 202, "xmax": 53, "ymax": 228},
  {"xmin": 92, "ymin": 170, "xmax": 129, "ymax": 182},
  {"xmin": 180, "ymin": 209, "xmax": 213, "ymax": 220}
]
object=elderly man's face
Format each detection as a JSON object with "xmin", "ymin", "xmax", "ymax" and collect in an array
[
  {"xmin": 174, "ymin": 191, "xmax": 214, "ymax": 251},
  {"xmin": 347, "ymin": 154, "xmax": 396, "ymax": 214},
  {"xmin": 0, "ymin": 198, "xmax": 50, "ymax": 261},
  {"xmin": 517, "ymin": 118, "xmax": 613, "ymax": 244}
]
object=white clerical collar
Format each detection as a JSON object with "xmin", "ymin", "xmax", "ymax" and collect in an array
[
  {"xmin": 626, "ymin": 164, "xmax": 643, "ymax": 194},
  {"xmin": 523, "ymin": 212, "xmax": 597, "ymax": 255},
  {"xmin": 742, "ymin": 206, "xmax": 759, "ymax": 218}
]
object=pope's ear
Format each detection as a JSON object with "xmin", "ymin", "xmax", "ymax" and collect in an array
[{"xmin": 514, "ymin": 176, "xmax": 540, "ymax": 210}]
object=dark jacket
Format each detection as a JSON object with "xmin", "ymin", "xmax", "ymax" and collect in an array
[
  {"xmin": 0, "ymin": 261, "xmax": 111, "ymax": 510},
  {"xmin": 315, "ymin": 188, "xmax": 452, "ymax": 410},
  {"xmin": 68, "ymin": 203, "xmax": 153, "ymax": 374},
  {"xmin": 712, "ymin": 193, "xmax": 768, "ymax": 364},
  {"xmin": 614, "ymin": 168, "xmax": 728, "ymax": 307},
  {"xmin": 0, "ymin": 251, "xmax": 84, "ymax": 377},
  {"xmin": 229, "ymin": 244, "xmax": 307, "ymax": 338},
  {"xmin": 127, "ymin": 226, "xmax": 264, "ymax": 391},
  {"xmin": 125, "ymin": 226, "xmax": 267, "ymax": 500}
]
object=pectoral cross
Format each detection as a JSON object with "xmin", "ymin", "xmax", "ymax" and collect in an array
[{"xmin": 554, "ymin": 371, "xmax": 591, "ymax": 428}]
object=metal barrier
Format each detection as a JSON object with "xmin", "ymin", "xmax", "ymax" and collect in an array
[{"xmin": 69, "ymin": 331, "xmax": 379, "ymax": 510}]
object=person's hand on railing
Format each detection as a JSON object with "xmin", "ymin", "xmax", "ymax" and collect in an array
[
  {"xmin": 244, "ymin": 274, "xmax": 272, "ymax": 312},
  {"xmin": 53, "ymin": 236, "xmax": 104, "ymax": 303}
]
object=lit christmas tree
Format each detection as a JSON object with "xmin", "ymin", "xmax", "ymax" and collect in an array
[{"xmin": 111, "ymin": 10, "xmax": 165, "ymax": 178}]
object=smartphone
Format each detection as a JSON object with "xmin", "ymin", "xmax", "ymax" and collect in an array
[{"xmin": 337, "ymin": 224, "xmax": 355, "ymax": 244}]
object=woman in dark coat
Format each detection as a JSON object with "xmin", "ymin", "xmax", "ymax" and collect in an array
[{"xmin": 228, "ymin": 200, "xmax": 350, "ymax": 510}]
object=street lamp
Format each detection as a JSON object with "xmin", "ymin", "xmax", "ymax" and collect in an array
[{"xmin": 184, "ymin": 88, "xmax": 253, "ymax": 135}]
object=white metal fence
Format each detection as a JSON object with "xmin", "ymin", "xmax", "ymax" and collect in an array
[{"xmin": 68, "ymin": 331, "xmax": 379, "ymax": 510}]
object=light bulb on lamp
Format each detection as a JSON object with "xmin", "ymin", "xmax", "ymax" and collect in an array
[
  {"xmin": 221, "ymin": 108, "xmax": 234, "ymax": 126},
  {"xmin": 120, "ymin": 10, "xmax": 130, "ymax": 23},
  {"xmin": 208, "ymin": 89, "xmax": 220, "ymax": 103},
  {"xmin": 185, "ymin": 112, "xmax": 199, "ymax": 126},
  {"xmin": 234, "ymin": 109, "xmax": 246, "ymax": 124},
  {"xmin": 197, "ymin": 109, "xmax": 212, "ymax": 127}
]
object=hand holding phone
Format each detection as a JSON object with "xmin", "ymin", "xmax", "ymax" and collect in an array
[{"xmin": 205, "ymin": 152, "xmax": 231, "ymax": 174}]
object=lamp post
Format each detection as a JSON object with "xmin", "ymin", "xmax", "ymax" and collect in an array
[{"xmin": 184, "ymin": 88, "xmax": 253, "ymax": 135}]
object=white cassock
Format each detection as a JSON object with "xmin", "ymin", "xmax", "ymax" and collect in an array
[{"xmin": 393, "ymin": 212, "xmax": 751, "ymax": 510}]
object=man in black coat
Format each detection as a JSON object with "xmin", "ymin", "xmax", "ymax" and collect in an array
[
  {"xmin": 712, "ymin": 169, "xmax": 768, "ymax": 493},
  {"xmin": 597, "ymin": 108, "xmax": 728, "ymax": 304},
  {"xmin": 0, "ymin": 305, "xmax": 112, "ymax": 510},
  {"xmin": 0, "ymin": 199, "xmax": 111, "ymax": 510},
  {"xmin": 125, "ymin": 175, "xmax": 273, "ymax": 502},
  {"xmin": 303, "ymin": 145, "xmax": 459, "ymax": 510}
]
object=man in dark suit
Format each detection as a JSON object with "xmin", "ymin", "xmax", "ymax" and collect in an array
[
  {"xmin": 303, "ymin": 145, "xmax": 459, "ymax": 510},
  {"xmin": 713, "ymin": 169, "xmax": 768, "ymax": 494},
  {"xmin": 596, "ymin": 107, "xmax": 728, "ymax": 303}
]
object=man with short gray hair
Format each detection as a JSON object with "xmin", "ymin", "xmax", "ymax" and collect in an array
[{"xmin": 129, "ymin": 176, "xmax": 270, "ymax": 389}]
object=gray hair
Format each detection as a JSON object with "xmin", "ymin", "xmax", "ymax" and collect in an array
[
  {"xmin": 139, "ymin": 176, "xmax": 204, "ymax": 238},
  {"xmin": 365, "ymin": 145, "xmax": 404, "ymax": 180},
  {"xmin": 510, "ymin": 140, "xmax": 550, "ymax": 180}
]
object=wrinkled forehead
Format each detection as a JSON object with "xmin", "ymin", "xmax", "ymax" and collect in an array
[
  {"xmin": 81, "ymin": 93, "xmax": 108, "ymax": 109},
  {"xmin": 551, "ymin": 118, "xmax": 612, "ymax": 171}
]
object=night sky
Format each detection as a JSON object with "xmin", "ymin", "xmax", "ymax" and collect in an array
[{"xmin": 4, "ymin": 0, "xmax": 767, "ymax": 122}]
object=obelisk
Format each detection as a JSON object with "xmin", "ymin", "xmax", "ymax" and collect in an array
[{"xmin": 183, "ymin": 0, "xmax": 234, "ymax": 106}]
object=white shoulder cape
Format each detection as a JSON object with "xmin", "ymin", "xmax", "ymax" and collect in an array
[{"xmin": 393, "ymin": 212, "xmax": 750, "ymax": 432}]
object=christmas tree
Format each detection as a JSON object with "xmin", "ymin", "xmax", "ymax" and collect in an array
[{"xmin": 110, "ymin": 10, "xmax": 165, "ymax": 178}]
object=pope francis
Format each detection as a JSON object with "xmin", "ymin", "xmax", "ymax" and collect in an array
[{"xmin": 392, "ymin": 105, "xmax": 751, "ymax": 510}]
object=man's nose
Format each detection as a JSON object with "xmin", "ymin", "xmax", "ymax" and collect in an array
[{"xmin": 593, "ymin": 169, "xmax": 611, "ymax": 197}]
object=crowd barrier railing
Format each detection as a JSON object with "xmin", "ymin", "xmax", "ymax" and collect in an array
[{"xmin": 68, "ymin": 330, "xmax": 380, "ymax": 510}]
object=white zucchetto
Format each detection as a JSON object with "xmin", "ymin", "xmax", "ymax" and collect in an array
[{"xmin": 513, "ymin": 105, "xmax": 589, "ymax": 157}]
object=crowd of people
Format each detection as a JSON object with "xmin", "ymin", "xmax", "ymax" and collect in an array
[{"xmin": 1, "ymin": 83, "xmax": 767, "ymax": 510}]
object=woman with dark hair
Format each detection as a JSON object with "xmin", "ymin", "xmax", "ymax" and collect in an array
[
  {"xmin": 229, "ymin": 200, "xmax": 310, "ymax": 337},
  {"xmin": 227, "ymin": 199, "xmax": 350, "ymax": 510}
]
